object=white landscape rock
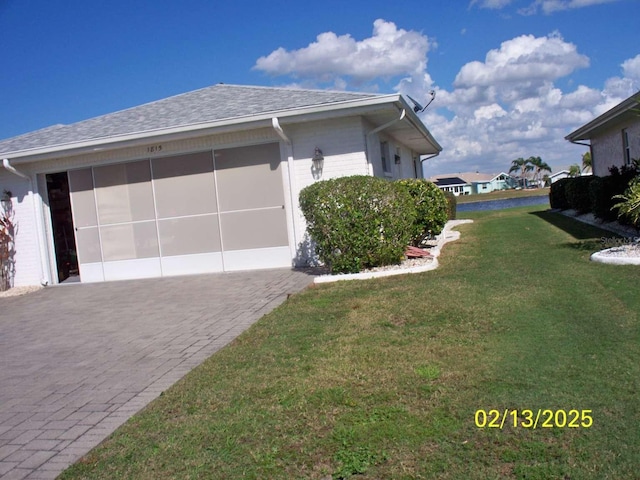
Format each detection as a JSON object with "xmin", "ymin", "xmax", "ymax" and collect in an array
[
  {"xmin": 314, "ymin": 219, "xmax": 473, "ymax": 284},
  {"xmin": 590, "ymin": 242, "xmax": 640, "ymax": 265}
]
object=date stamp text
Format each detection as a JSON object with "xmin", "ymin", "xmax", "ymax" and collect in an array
[{"xmin": 474, "ymin": 409, "xmax": 593, "ymax": 429}]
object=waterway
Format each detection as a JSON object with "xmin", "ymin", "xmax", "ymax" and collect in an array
[{"xmin": 457, "ymin": 194, "xmax": 549, "ymax": 212}]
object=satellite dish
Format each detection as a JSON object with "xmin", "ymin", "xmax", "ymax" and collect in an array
[{"xmin": 407, "ymin": 91, "xmax": 436, "ymax": 113}]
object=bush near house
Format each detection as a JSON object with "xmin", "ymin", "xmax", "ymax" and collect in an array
[
  {"xmin": 564, "ymin": 176, "xmax": 596, "ymax": 214},
  {"xmin": 551, "ymin": 164, "xmax": 639, "ymax": 224},
  {"xmin": 396, "ymin": 179, "xmax": 448, "ymax": 246},
  {"xmin": 590, "ymin": 165, "xmax": 638, "ymax": 223},
  {"xmin": 612, "ymin": 178, "xmax": 640, "ymax": 229},
  {"xmin": 443, "ymin": 190, "xmax": 457, "ymax": 220},
  {"xmin": 1, "ymin": 191, "xmax": 15, "ymax": 292},
  {"xmin": 299, "ymin": 176, "xmax": 415, "ymax": 274},
  {"xmin": 549, "ymin": 178, "xmax": 571, "ymax": 210}
]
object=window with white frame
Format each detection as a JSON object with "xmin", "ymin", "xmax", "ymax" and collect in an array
[{"xmin": 623, "ymin": 129, "xmax": 631, "ymax": 165}]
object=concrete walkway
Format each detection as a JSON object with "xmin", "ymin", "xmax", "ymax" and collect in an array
[{"xmin": 0, "ymin": 269, "xmax": 314, "ymax": 480}]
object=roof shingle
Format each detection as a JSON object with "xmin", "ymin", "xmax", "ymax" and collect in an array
[{"xmin": 0, "ymin": 84, "xmax": 379, "ymax": 156}]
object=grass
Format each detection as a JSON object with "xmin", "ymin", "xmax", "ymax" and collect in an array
[
  {"xmin": 60, "ymin": 205, "xmax": 640, "ymax": 479},
  {"xmin": 455, "ymin": 187, "xmax": 549, "ymax": 204}
]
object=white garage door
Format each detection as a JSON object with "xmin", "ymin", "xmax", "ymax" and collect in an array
[{"xmin": 67, "ymin": 143, "xmax": 290, "ymax": 282}]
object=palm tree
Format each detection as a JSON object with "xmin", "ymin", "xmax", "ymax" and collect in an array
[
  {"xmin": 581, "ymin": 151, "xmax": 592, "ymax": 173},
  {"xmin": 528, "ymin": 156, "xmax": 552, "ymax": 188},
  {"xmin": 509, "ymin": 157, "xmax": 534, "ymax": 188},
  {"xmin": 568, "ymin": 164, "xmax": 581, "ymax": 177}
]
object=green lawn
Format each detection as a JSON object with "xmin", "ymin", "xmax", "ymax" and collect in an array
[{"xmin": 61, "ymin": 206, "xmax": 640, "ymax": 479}]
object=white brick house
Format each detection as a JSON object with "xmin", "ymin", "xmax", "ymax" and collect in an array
[
  {"xmin": 566, "ymin": 92, "xmax": 640, "ymax": 177},
  {"xmin": 0, "ymin": 84, "xmax": 441, "ymax": 286}
]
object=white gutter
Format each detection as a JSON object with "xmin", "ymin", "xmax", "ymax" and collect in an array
[
  {"xmin": 3, "ymin": 158, "xmax": 30, "ymax": 180},
  {"xmin": 365, "ymin": 109, "xmax": 406, "ymax": 175},
  {"xmin": 369, "ymin": 109, "xmax": 406, "ymax": 136},
  {"xmin": 272, "ymin": 117, "xmax": 300, "ymax": 262},
  {"xmin": 418, "ymin": 152, "xmax": 440, "ymax": 178},
  {"xmin": 2, "ymin": 159, "xmax": 50, "ymax": 286},
  {"xmin": 272, "ymin": 117, "xmax": 291, "ymax": 144}
]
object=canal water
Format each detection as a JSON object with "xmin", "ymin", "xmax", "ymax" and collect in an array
[{"xmin": 457, "ymin": 194, "xmax": 549, "ymax": 212}]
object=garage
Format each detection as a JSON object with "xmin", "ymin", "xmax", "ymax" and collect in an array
[
  {"xmin": 1, "ymin": 84, "xmax": 442, "ymax": 287},
  {"xmin": 62, "ymin": 142, "xmax": 290, "ymax": 282}
]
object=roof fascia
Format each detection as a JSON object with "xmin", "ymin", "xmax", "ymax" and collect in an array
[
  {"xmin": 566, "ymin": 93, "xmax": 640, "ymax": 141},
  {"xmin": 396, "ymin": 96, "xmax": 443, "ymax": 152},
  {"xmin": 3, "ymin": 94, "xmax": 402, "ymax": 163}
]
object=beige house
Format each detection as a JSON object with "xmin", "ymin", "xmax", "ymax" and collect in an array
[
  {"xmin": 0, "ymin": 84, "xmax": 441, "ymax": 286},
  {"xmin": 566, "ymin": 92, "xmax": 640, "ymax": 176}
]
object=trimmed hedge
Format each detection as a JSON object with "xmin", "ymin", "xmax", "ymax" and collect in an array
[
  {"xmin": 590, "ymin": 167, "xmax": 637, "ymax": 222},
  {"xmin": 443, "ymin": 191, "xmax": 457, "ymax": 220},
  {"xmin": 396, "ymin": 179, "xmax": 448, "ymax": 246},
  {"xmin": 565, "ymin": 176, "xmax": 596, "ymax": 213},
  {"xmin": 550, "ymin": 166, "xmax": 638, "ymax": 223},
  {"xmin": 299, "ymin": 176, "xmax": 415, "ymax": 274},
  {"xmin": 549, "ymin": 178, "xmax": 571, "ymax": 210}
]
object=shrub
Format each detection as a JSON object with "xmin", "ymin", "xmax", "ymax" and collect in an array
[
  {"xmin": 396, "ymin": 179, "xmax": 448, "ymax": 246},
  {"xmin": 549, "ymin": 178, "xmax": 570, "ymax": 210},
  {"xmin": 0, "ymin": 191, "xmax": 15, "ymax": 291},
  {"xmin": 442, "ymin": 191, "xmax": 457, "ymax": 220},
  {"xmin": 590, "ymin": 165, "xmax": 638, "ymax": 222},
  {"xmin": 565, "ymin": 176, "xmax": 596, "ymax": 213},
  {"xmin": 612, "ymin": 178, "xmax": 640, "ymax": 229},
  {"xmin": 299, "ymin": 176, "xmax": 415, "ymax": 274}
]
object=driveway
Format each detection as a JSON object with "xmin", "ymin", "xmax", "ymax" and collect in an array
[{"xmin": 0, "ymin": 268, "xmax": 314, "ymax": 480}]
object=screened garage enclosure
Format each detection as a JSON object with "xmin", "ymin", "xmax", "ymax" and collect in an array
[
  {"xmin": 65, "ymin": 144, "xmax": 288, "ymax": 282},
  {"xmin": 0, "ymin": 84, "xmax": 442, "ymax": 286}
]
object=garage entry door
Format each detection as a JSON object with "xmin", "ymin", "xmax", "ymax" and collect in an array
[{"xmin": 67, "ymin": 143, "xmax": 290, "ymax": 282}]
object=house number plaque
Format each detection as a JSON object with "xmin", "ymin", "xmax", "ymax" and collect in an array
[{"xmin": 147, "ymin": 145, "xmax": 163, "ymax": 153}]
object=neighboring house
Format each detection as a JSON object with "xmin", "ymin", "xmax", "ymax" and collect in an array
[
  {"xmin": 549, "ymin": 170, "xmax": 592, "ymax": 184},
  {"xmin": 549, "ymin": 170, "xmax": 570, "ymax": 183},
  {"xmin": 429, "ymin": 172, "xmax": 516, "ymax": 195},
  {"xmin": 566, "ymin": 91, "xmax": 640, "ymax": 177},
  {"xmin": 431, "ymin": 177, "xmax": 472, "ymax": 196},
  {"xmin": 0, "ymin": 84, "xmax": 441, "ymax": 286}
]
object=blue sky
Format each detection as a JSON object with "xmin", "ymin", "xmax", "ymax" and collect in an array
[{"xmin": 1, "ymin": 0, "xmax": 638, "ymax": 175}]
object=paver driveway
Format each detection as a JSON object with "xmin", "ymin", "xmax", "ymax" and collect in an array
[{"xmin": 0, "ymin": 268, "xmax": 314, "ymax": 480}]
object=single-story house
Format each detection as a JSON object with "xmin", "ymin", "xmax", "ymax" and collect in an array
[
  {"xmin": 460, "ymin": 172, "xmax": 516, "ymax": 193},
  {"xmin": 0, "ymin": 84, "xmax": 441, "ymax": 286},
  {"xmin": 429, "ymin": 172, "xmax": 516, "ymax": 195},
  {"xmin": 565, "ymin": 91, "xmax": 640, "ymax": 176},
  {"xmin": 549, "ymin": 170, "xmax": 570, "ymax": 183},
  {"xmin": 548, "ymin": 170, "xmax": 592, "ymax": 184},
  {"xmin": 430, "ymin": 177, "xmax": 472, "ymax": 196}
]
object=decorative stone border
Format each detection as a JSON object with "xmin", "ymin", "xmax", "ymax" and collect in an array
[
  {"xmin": 314, "ymin": 219, "xmax": 473, "ymax": 284},
  {"xmin": 590, "ymin": 246, "xmax": 640, "ymax": 265}
]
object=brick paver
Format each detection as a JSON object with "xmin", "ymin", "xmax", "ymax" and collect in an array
[{"xmin": 0, "ymin": 268, "xmax": 313, "ymax": 479}]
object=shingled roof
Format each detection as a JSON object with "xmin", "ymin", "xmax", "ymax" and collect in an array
[{"xmin": 0, "ymin": 84, "xmax": 381, "ymax": 157}]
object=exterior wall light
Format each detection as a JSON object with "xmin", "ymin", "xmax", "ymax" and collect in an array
[
  {"xmin": 311, "ymin": 147, "xmax": 324, "ymax": 179},
  {"xmin": 312, "ymin": 147, "xmax": 324, "ymax": 170}
]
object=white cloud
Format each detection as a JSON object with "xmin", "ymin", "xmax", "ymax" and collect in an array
[
  {"xmin": 417, "ymin": 41, "xmax": 639, "ymax": 175},
  {"xmin": 622, "ymin": 54, "xmax": 640, "ymax": 82},
  {"xmin": 253, "ymin": 22, "xmax": 639, "ymax": 176},
  {"xmin": 254, "ymin": 19, "xmax": 432, "ymax": 86},
  {"xmin": 474, "ymin": 103, "xmax": 508, "ymax": 120},
  {"xmin": 454, "ymin": 33, "xmax": 589, "ymax": 88},
  {"xmin": 520, "ymin": 0, "xmax": 621, "ymax": 15},
  {"xmin": 469, "ymin": 0, "xmax": 513, "ymax": 9}
]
